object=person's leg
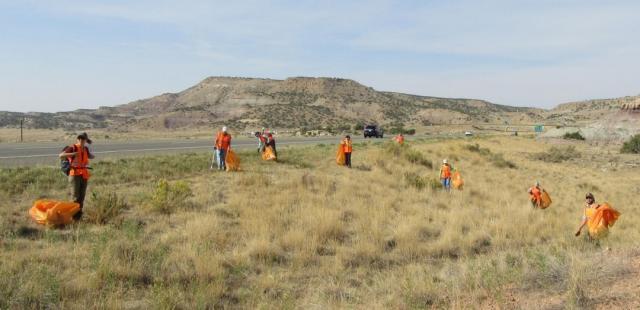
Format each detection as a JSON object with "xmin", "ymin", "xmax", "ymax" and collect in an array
[
  {"xmin": 220, "ymin": 149, "xmax": 227, "ymax": 170},
  {"xmin": 345, "ymin": 152, "xmax": 351, "ymax": 168},
  {"xmin": 217, "ymin": 150, "xmax": 222, "ymax": 170},
  {"xmin": 70, "ymin": 176, "xmax": 84, "ymax": 220}
]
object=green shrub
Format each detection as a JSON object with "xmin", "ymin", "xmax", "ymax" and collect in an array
[
  {"xmin": 534, "ymin": 146, "xmax": 581, "ymax": 163},
  {"xmin": 354, "ymin": 123, "xmax": 365, "ymax": 131},
  {"xmin": 465, "ymin": 144, "xmax": 516, "ymax": 168},
  {"xmin": 150, "ymin": 179, "xmax": 192, "ymax": 213},
  {"xmin": 621, "ymin": 134, "xmax": 640, "ymax": 154},
  {"xmin": 563, "ymin": 132, "xmax": 585, "ymax": 140},
  {"xmin": 85, "ymin": 191, "xmax": 128, "ymax": 224},
  {"xmin": 490, "ymin": 153, "xmax": 517, "ymax": 169},
  {"xmin": 404, "ymin": 149, "xmax": 433, "ymax": 168},
  {"xmin": 404, "ymin": 172, "xmax": 426, "ymax": 189}
]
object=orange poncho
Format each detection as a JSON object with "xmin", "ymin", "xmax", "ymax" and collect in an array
[{"xmin": 584, "ymin": 203, "xmax": 620, "ymax": 239}]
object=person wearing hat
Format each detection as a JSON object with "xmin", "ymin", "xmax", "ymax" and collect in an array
[
  {"xmin": 340, "ymin": 135, "xmax": 353, "ymax": 168},
  {"xmin": 439, "ymin": 159, "xmax": 453, "ymax": 192},
  {"xmin": 58, "ymin": 132, "xmax": 94, "ymax": 220},
  {"xmin": 214, "ymin": 126, "xmax": 232, "ymax": 171},
  {"xmin": 575, "ymin": 193, "xmax": 621, "ymax": 241},
  {"xmin": 527, "ymin": 181, "xmax": 544, "ymax": 208}
]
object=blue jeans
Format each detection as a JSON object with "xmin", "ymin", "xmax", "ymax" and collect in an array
[
  {"xmin": 441, "ymin": 178, "xmax": 451, "ymax": 191},
  {"xmin": 216, "ymin": 149, "xmax": 227, "ymax": 170}
]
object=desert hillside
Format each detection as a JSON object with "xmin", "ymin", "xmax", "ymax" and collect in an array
[{"xmin": 0, "ymin": 77, "xmax": 543, "ymax": 131}]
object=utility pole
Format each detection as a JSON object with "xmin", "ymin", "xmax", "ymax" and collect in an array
[{"xmin": 20, "ymin": 118, "xmax": 24, "ymax": 143}]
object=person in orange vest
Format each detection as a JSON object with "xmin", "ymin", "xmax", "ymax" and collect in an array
[
  {"xmin": 341, "ymin": 135, "xmax": 353, "ymax": 168},
  {"xmin": 214, "ymin": 126, "xmax": 232, "ymax": 171},
  {"xmin": 574, "ymin": 193, "xmax": 620, "ymax": 243},
  {"xmin": 527, "ymin": 181, "xmax": 543, "ymax": 208},
  {"xmin": 266, "ymin": 133, "xmax": 277, "ymax": 159},
  {"xmin": 395, "ymin": 133, "xmax": 405, "ymax": 145},
  {"xmin": 439, "ymin": 159, "xmax": 453, "ymax": 192},
  {"xmin": 58, "ymin": 132, "xmax": 94, "ymax": 220}
]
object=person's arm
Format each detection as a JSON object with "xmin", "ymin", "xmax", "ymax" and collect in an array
[
  {"xmin": 58, "ymin": 147, "xmax": 76, "ymax": 159},
  {"xmin": 575, "ymin": 209, "xmax": 588, "ymax": 236},
  {"xmin": 87, "ymin": 147, "xmax": 95, "ymax": 159}
]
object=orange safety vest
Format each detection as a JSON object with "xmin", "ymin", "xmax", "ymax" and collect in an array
[
  {"xmin": 396, "ymin": 135, "xmax": 404, "ymax": 144},
  {"xmin": 69, "ymin": 144, "xmax": 91, "ymax": 180},
  {"xmin": 342, "ymin": 139, "xmax": 352, "ymax": 153},
  {"xmin": 529, "ymin": 186, "xmax": 542, "ymax": 200},
  {"xmin": 215, "ymin": 132, "xmax": 232, "ymax": 150},
  {"xmin": 440, "ymin": 164, "xmax": 451, "ymax": 178}
]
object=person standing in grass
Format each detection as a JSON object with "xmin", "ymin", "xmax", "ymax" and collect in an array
[
  {"xmin": 255, "ymin": 131, "xmax": 266, "ymax": 153},
  {"xmin": 341, "ymin": 135, "xmax": 353, "ymax": 168},
  {"xmin": 395, "ymin": 133, "xmax": 405, "ymax": 145},
  {"xmin": 575, "ymin": 193, "xmax": 621, "ymax": 242},
  {"xmin": 59, "ymin": 132, "xmax": 94, "ymax": 220},
  {"xmin": 266, "ymin": 133, "xmax": 277, "ymax": 159},
  {"xmin": 439, "ymin": 159, "xmax": 452, "ymax": 192},
  {"xmin": 528, "ymin": 181, "xmax": 543, "ymax": 208},
  {"xmin": 214, "ymin": 126, "xmax": 232, "ymax": 171}
]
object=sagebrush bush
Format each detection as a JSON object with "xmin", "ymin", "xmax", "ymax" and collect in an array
[
  {"xmin": 150, "ymin": 179, "xmax": 192, "ymax": 213},
  {"xmin": 404, "ymin": 149, "xmax": 433, "ymax": 168},
  {"xmin": 85, "ymin": 190, "xmax": 128, "ymax": 224},
  {"xmin": 563, "ymin": 131, "xmax": 585, "ymax": 140},
  {"xmin": 620, "ymin": 134, "xmax": 640, "ymax": 154},
  {"xmin": 534, "ymin": 146, "xmax": 581, "ymax": 163}
]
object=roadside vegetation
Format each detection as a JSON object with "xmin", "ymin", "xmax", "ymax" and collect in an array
[
  {"xmin": 1, "ymin": 137, "xmax": 638, "ymax": 308},
  {"xmin": 563, "ymin": 131, "xmax": 586, "ymax": 141},
  {"xmin": 621, "ymin": 134, "xmax": 640, "ymax": 154}
]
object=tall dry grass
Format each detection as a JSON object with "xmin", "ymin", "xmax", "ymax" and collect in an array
[{"xmin": 1, "ymin": 137, "xmax": 639, "ymax": 308}]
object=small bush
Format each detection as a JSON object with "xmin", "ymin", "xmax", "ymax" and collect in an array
[
  {"xmin": 465, "ymin": 144, "xmax": 516, "ymax": 168},
  {"xmin": 490, "ymin": 153, "xmax": 517, "ymax": 169},
  {"xmin": 85, "ymin": 191, "xmax": 128, "ymax": 224},
  {"xmin": 150, "ymin": 179, "xmax": 192, "ymax": 213},
  {"xmin": 563, "ymin": 131, "xmax": 585, "ymax": 140},
  {"xmin": 534, "ymin": 146, "xmax": 581, "ymax": 163},
  {"xmin": 404, "ymin": 172, "xmax": 427, "ymax": 189},
  {"xmin": 404, "ymin": 149, "xmax": 433, "ymax": 168},
  {"xmin": 620, "ymin": 134, "xmax": 640, "ymax": 154},
  {"xmin": 464, "ymin": 143, "xmax": 491, "ymax": 156}
]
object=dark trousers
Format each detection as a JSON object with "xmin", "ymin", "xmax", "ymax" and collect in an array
[
  {"xmin": 345, "ymin": 152, "xmax": 352, "ymax": 168},
  {"xmin": 70, "ymin": 176, "xmax": 88, "ymax": 219}
]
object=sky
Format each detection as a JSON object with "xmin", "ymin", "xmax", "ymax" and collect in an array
[{"xmin": 1, "ymin": 0, "xmax": 639, "ymax": 112}]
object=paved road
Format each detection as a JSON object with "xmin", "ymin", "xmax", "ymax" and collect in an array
[{"xmin": 0, "ymin": 136, "xmax": 376, "ymax": 167}]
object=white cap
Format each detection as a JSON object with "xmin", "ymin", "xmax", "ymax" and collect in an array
[
  {"xmin": 443, "ymin": 159, "xmax": 448, "ymax": 164},
  {"xmin": 222, "ymin": 126, "xmax": 227, "ymax": 132}
]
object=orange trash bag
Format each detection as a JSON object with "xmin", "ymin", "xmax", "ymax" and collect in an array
[
  {"xmin": 262, "ymin": 146, "xmax": 276, "ymax": 161},
  {"xmin": 452, "ymin": 171, "xmax": 464, "ymax": 190},
  {"xmin": 29, "ymin": 199, "xmax": 80, "ymax": 226},
  {"xmin": 225, "ymin": 149, "xmax": 240, "ymax": 171},
  {"xmin": 539, "ymin": 191, "xmax": 552, "ymax": 209},
  {"xmin": 587, "ymin": 203, "xmax": 620, "ymax": 239},
  {"xmin": 336, "ymin": 145, "xmax": 346, "ymax": 166}
]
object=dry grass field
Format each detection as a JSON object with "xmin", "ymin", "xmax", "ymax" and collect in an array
[{"xmin": 1, "ymin": 136, "xmax": 639, "ymax": 309}]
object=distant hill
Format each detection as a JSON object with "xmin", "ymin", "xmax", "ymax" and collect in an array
[
  {"xmin": 0, "ymin": 77, "xmax": 543, "ymax": 131},
  {"xmin": 543, "ymin": 95, "xmax": 640, "ymax": 141},
  {"xmin": 545, "ymin": 94, "xmax": 640, "ymax": 124}
]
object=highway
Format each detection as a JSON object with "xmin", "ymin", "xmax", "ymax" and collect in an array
[{"xmin": 0, "ymin": 136, "xmax": 370, "ymax": 167}]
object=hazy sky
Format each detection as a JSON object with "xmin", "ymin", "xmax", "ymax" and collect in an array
[{"xmin": 1, "ymin": 0, "xmax": 639, "ymax": 112}]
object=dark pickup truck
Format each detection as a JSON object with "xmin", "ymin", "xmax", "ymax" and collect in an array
[{"xmin": 363, "ymin": 125, "xmax": 384, "ymax": 138}]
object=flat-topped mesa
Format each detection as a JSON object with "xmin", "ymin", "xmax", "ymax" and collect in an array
[{"xmin": 275, "ymin": 76, "xmax": 373, "ymax": 96}]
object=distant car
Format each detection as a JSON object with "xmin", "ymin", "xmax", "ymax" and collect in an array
[
  {"xmin": 465, "ymin": 131, "xmax": 473, "ymax": 136},
  {"xmin": 364, "ymin": 125, "xmax": 384, "ymax": 138}
]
